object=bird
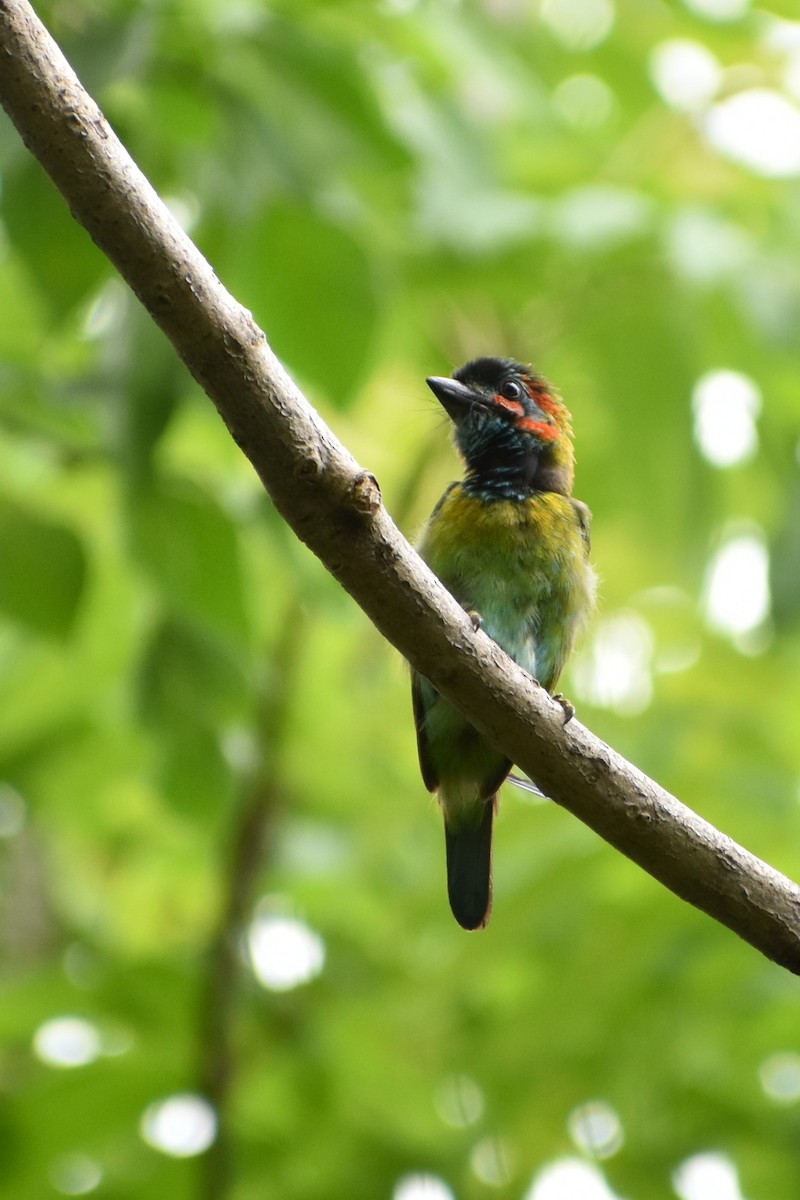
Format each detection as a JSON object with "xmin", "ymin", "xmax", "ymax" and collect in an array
[{"xmin": 412, "ymin": 356, "xmax": 596, "ymax": 930}]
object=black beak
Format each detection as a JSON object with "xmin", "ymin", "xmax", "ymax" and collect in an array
[{"xmin": 426, "ymin": 376, "xmax": 482, "ymax": 421}]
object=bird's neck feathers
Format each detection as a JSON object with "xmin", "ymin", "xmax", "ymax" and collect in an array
[{"xmin": 463, "ymin": 383, "xmax": 575, "ymax": 502}]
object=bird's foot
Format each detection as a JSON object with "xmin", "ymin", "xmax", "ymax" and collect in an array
[
  {"xmin": 552, "ymin": 693, "xmax": 575, "ymax": 725},
  {"xmin": 465, "ymin": 608, "xmax": 483, "ymax": 631}
]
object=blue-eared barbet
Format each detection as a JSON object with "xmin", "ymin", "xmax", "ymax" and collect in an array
[{"xmin": 412, "ymin": 357, "xmax": 596, "ymax": 930}]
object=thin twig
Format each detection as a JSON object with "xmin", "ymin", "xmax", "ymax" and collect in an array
[{"xmin": 198, "ymin": 601, "xmax": 305, "ymax": 1198}]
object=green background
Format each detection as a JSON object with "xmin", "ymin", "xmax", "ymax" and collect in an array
[{"xmin": 2, "ymin": 0, "xmax": 800, "ymax": 1196}]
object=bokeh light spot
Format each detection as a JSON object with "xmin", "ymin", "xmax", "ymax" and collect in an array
[
  {"xmin": 760, "ymin": 1052, "xmax": 800, "ymax": 1103},
  {"xmin": 81, "ymin": 279, "xmax": 127, "ymax": 340},
  {"xmin": 681, "ymin": 0, "xmax": 749, "ymax": 19},
  {"xmin": 540, "ymin": 0, "xmax": 614, "ymax": 51},
  {"xmin": 524, "ymin": 1157, "xmax": 621, "ymax": 1200},
  {"xmin": 568, "ymin": 1099, "xmax": 624, "ymax": 1159},
  {"xmin": 33, "ymin": 1017, "xmax": 102, "ymax": 1069},
  {"xmin": 691, "ymin": 369, "xmax": 761, "ymax": 467},
  {"xmin": 666, "ymin": 209, "xmax": 752, "ymax": 284},
  {"xmin": 553, "ymin": 75, "xmax": 615, "ymax": 128},
  {"xmin": 49, "ymin": 1154, "xmax": 103, "ymax": 1196},
  {"xmin": 164, "ymin": 192, "xmax": 200, "ymax": 234},
  {"xmin": 247, "ymin": 907, "xmax": 325, "ymax": 992},
  {"xmin": 761, "ymin": 16, "xmax": 800, "ymax": 57},
  {"xmin": 673, "ymin": 1151, "xmax": 745, "ymax": 1200},
  {"xmin": 552, "ymin": 186, "xmax": 652, "ymax": 250},
  {"xmin": 435, "ymin": 1074, "xmax": 485, "ymax": 1127},
  {"xmin": 140, "ymin": 1093, "xmax": 217, "ymax": 1158},
  {"xmin": 703, "ymin": 89, "xmax": 800, "ymax": 177},
  {"xmin": 650, "ymin": 39, "xmax": 721, "ymax": 111},
  {"xmin": 573, "ymin": 613, "xmax": 654, "ymax": 715},
  {"xmin": 393, "ymin": 1174, "xmax": 455, "ymax": 1200},
  {"xmin": 704, "ymin": 530, "xmax": 770, "ymax": 639},
  {"xmin": 470, "ymin": 1136, "xmax": 515, "ymax": 1187}
]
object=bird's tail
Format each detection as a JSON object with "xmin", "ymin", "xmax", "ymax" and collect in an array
[{"xmin": 444, "ymin": 798, "xmax": 495, "ymax": 930}]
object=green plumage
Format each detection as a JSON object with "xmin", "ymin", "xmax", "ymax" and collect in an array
[{"xmin": 412, "ymin": 357, "xmax": 596, "ymax": 929}]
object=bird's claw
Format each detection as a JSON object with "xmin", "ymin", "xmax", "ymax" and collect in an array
[
  {"xmin": 552, "ymin": 693, "xmax": 575, "ymax": 725},
  {"xmin": 465, "ymin": 609, "xmax": 483, "ymax": 631}
]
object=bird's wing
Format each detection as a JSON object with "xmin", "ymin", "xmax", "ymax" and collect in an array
[
  {"xmin": 425, "ymin": 480, "xmax": 459, "ymax": 523},
  {"xmin": 411, "ymin": 673, "xmax": 439, "ymax": 793},
  {"xmin": 571, "ymin": 498, "xmax": 592, "ymax": 554}
]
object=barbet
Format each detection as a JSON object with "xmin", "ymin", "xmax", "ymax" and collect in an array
[{"xmin": 412, "ymin": 357, "xmax": 596, "ymax": 930}]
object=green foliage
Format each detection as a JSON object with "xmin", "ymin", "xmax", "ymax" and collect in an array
[
  {"xmin": 2, "ymin": 1, "xmax": 800, "ymax": 1198},
  {"xmin": 233, "ymin": 201, "xmax": 382, "ymax": 405},
  {"xmin": 0, "ymin": 501, "xmax": 87, "ymax": 637}
]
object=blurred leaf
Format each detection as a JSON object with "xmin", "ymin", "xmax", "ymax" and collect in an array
[
  {"xmin": 262, "ymin": 17, "xmax": 410, "ymax": 172},
  {"xmin": 128, "ymin": 477, "xmax": 249, "ymax": 644},
  {"xmin": 137, "ymin": 617, "xmax": 249, "ymax": 729},
  {"xmin": 0, "ymin": 501, "xmax": 87, "ymax": 637},
  {"xmin": 118, "ymin": 307, "xmax": 185, "ymax": 484},
  {"xmin": 0, "ymin": 257, "xmax": 45, "ymax": 365},
  {"xmin": 234, "ymin": 203, "xmax": 381, "ymax": 408},
  {"xmin": 0, "ymin": 159, "xmax": 108, "ymax": 322},
  {"xmin": 156, "ymin": 708, "xmax": 233, "ymax": 818}
]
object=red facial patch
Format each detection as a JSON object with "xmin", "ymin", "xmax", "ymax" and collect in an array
[
  {"xmin": 493, "ymin": 394, "xmax": 525, "ymax": 416},
  {"xmin": 519, "ymin": 379, "xmax": 564, "ymax": 438},
  {"xmin": 517, "ymin": 417, "xmax": 559, "ymax": 440},
  {"xmin": 522, "ymin": 378, "xmax": 560, "ymax": 414},
  {"xmin": 535, "ymin": 392, "xmax": 560, "ymax": 418}
]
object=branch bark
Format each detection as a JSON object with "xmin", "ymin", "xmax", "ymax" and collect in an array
[{"xmin": 2, "ymin": 0, "xmax": 800, "ymax": 971}]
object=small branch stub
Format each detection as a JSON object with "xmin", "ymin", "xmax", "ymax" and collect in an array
[{"xmin": 350, "ymin": 471, "xmax": 382, "ymax": 516}]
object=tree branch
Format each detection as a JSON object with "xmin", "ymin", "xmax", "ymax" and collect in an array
[
  {"xmin": 198, "ymin": 598, "xmax": 305, "ymax": 1199},
  {"xmin": 2, "ymin": 0, "xmax": 800, "ymax": 971}
]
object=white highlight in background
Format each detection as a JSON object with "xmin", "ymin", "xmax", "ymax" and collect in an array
[
  {"xmin": 666, "ymin": 209, "xmax": 752, "ymax": 285},
  {"xmin": 33, "ymin": 1017, "xmax": 102, "ymax": 1069},
  {"xmin": 650, "ymin": 40, "xmax": 721, "ymax": 111},
  {"xmin": 435, "ymin": 1074, "xmax": 485, "ymax": 1127},
  {"xmin": 760, "ymin": 1052, "xmax": 800, "ymax": 1103},
  {"xmin": 681, "ymin": 0, "xmax": 749, "ymax": 20},
  {"xmin": 691, "ymin": 370, "xmax": 761, "ymax": 467},
  {"xmin": 703, "ymin": 89, "xmax": 800, "ymax": 177},
  {"xmin": 568, "ymin": 1100, "xmax": 625, "ymax": 1160},
  {"xmin": 393, "ymin": 1174, "xmax": 455, "ymax": 1200},
  {"xmin": 524, "ymin": 1157, "xmax": 621, "ymax": 1200},
  {"xmin": 49, "ymin": 1155, "xmax": 103, "ymax": 1196},
  {"xmin": 539, "ymin": 0, "xmax": 614, "ymax": 51},
  {"xmin": 573, "ymin": 613, "xmax": 654, "ymax": 715},
  {"xmin": 470, "ymin": 1136, "xmax": 514, "ymax": 1187},
  {"xmin": 247, "ymin": 907, "xmax": 325, "ymax": 991},
  {"xmin": 704, "ymin": 531, "xmax": 770, "ymax": 638},
  {"xmin": 552, "ymin": 186, "xmax": 652, "ymax": 250},
  {"xmin": 553, "ymin": 75, "xmax": 615, "ymax": 128},
  {"xmin": 140, "ymin": 1094, "xmax": 217, "ymax": 1158},
  {"xmin": 672, "ymin": 1151, "xmax": 746, "ymax": 1200}
]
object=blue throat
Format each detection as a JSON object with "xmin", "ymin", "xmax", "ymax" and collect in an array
[
  {"xmin": 459, "ymin": 425, "xmax": 539, "ymax": 499},
  {"xmin": 462, "ymin": 445, "xmax": 570, "ymax": 501},
  {"xmin": 463, "ymin": 472, "xmax": 535, "ymax": 502}
]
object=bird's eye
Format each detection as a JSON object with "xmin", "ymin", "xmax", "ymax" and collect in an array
[{"xmin": 500, "ymin": 379, "xmax": 523, "ymax": 401}]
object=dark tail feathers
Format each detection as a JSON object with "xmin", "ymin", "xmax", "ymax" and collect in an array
[{"xmin": 444, "ymin": 800, "xmax": 495, "ymax": 930}]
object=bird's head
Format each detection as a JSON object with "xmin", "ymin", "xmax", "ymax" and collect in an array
[{"xmin": 426, "ymin": 356, "xmax": 575, "ymax": 498}]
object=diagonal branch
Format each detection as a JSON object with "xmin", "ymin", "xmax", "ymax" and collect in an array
[{"xmin": 2, "ymin": 0, "xmax": 800, "ymax": 971}]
